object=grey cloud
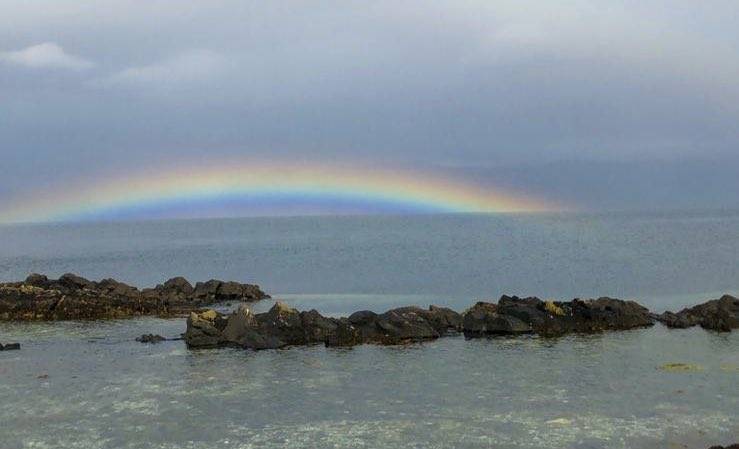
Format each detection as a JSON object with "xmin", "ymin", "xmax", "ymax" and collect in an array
[{"xmin": 0, "ymin": 0, "xmax": 738, "ymax": 211}]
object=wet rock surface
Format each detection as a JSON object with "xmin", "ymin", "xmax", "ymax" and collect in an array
[
  {"xmin": 185, "ymin": 295, "xmax": 656, "ymax": 350},
  {"xmin": 135, "ymin": 334, "xmax": 167, "ymax": 344},
  {"xmin": 463, "ymin": 296, "xmax": 653, "ymax": 338},
  {"xmin": 185, "ymin": 302, "xmax": 463, "ymax": 350},
  {"xmin": 656, "ymin": 295, "xmax": 739, "ymax": 332},
  {"xmin": 0, "ymin": 273, "xmax": 269, "ymax": 321}
]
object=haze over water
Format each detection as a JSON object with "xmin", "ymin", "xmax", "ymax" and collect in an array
[{"xmin": 1, "ymin": 211, "xmax": 738, "ymax": 449}]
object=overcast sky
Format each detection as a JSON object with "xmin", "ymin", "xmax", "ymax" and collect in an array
[{"xmin": 1, "ymin": 1, "xmax": 738, "ymax": 212}]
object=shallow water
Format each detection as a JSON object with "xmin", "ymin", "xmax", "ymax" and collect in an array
[
  {"xmin": 1, "ymin": 212, "xmax": 738, "ymax": 448},
  {"xmin": 1, "ymin": 308, "xmax": 737, "ymax": 449}
]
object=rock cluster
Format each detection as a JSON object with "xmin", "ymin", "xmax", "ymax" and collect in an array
[
  {"xmin": 464, "ymin": 295, "xmax": 654, "ymax": 337},
  {"xmin": 184, "ymin": 303, "xmax": 462, "ymax": 349},
  {"xmin": 184, "ymin": 295, "xmax": 655, "ymax": 350},
  {"xmin": 656, "ymin": 295, "xmax": 739, "ymax": 332},
  {"xmin": 0, "ymin": 273, "xmax": 269, "ymax": 321}
]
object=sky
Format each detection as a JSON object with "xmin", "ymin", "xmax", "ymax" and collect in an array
[{"xmin": 1, "ymin": 0, "xmax": 738, "ymax": 219}]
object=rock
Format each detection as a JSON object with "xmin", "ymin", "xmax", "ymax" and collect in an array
[
  {"xmin": 326, "ymin": 320, "xmax": 362, "ymax": 347},
  {"xmin": 0, "ymin": 342, "xmax": 21, "ymax": 350},
  {"xmin": 463, "ymin": 296, "xmax": 653, "ymax": 338},
  {"xmin": 301, "ymin": 309, "xmax": 339, "ymax": 343},
  {"xmin": 221, "ymin": 305, "xmax": 280, "ymax": 349},
  {"xmin": 135, "ymin": 334, "xmax": 166, "ymax": 343},
  {"xmin": 463, "ymin": 301, "xmax": 533, "ymax": 336},
  {"xmin": 0, "ymin": 274, "xmax": 269, "ymax": 321},
  {"xmin": 185, "ymin": 302, "xmax": 454, "ymax": 350},
  {"xmin": 58, "ymin": 273, "xmax": 94, "ymax": 290},
  {"xmin": 183, "ymin": 310, "xmax": 225, "ymax": 349},
  {"xmin": 25, "ymin": 273, "xmax": 49, "ymax": 288},
  {"xmin": 180, "ymin": 296, "xmax": 689, "ymax": 352},
  {"xmin": 708, "ymin": 445, "xmax": 739, "ymax": 449},
  {"xmin": 258, "ymin": 301, "xmax": 307, "ymax": 347},
  {"xmin": 163, "ymin": 277, "xmax": 194, "ymax": 295},
  {"xmin": 657, "ymin": 295, "xmax": 739, "ymax": 332},
  {"xmin": 373, "ymin": 307, "xmax": 440, "ymax": 344},
  {"xmin": 348, "ymin": 310, "xmax": 378, "ymax": 325},
  {"xmin": 424, "ymin": 305, "xmax": 463, "ymax": 335}
]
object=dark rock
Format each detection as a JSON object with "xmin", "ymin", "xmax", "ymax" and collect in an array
[
  {"xmin": 0, "ymin": 274, "xmax": 269, "ymax": 321},
  {"xmin": 181, "ymin": 295, "xmax": 663, "ymax": 351},
  {"xmin": 0, "ymin": 342, "xmax": 21, "ymax": 350},
  {"xmin": 58, "ymin": 273, "xmax": 94, "ymax": 290},
  {"xmin": 708, "ymin": 444, "xmax": 739, "ymax": 449},
  {"xmin": 221, "ymin": 305, "xmax": 283, "ymax": 349},
  {"xmin": 348, "ymin": 310, "xmax": 378, "ymax": 325},
  {"xmin": 657, "ymin": 295, "xmax": 739, "ymax": 332},
  {"xmin": 463, "ymin": 301, "xmax": 533, "ymax": 336},
  {"xmin": 326, "ymin": 320, "xmax": 362, "ymax": 347},
  {"xmin": 301, "ymin": 309, "xmax": 339, "ymax": 343},
  {"xmin": 136, "ymin": 334, "xmax": 166, "ymax": 343},
  {"xmin": 183, "ymin": 310, "xmax": 225, "ymax": 349},
  {"xmin": 373, "ymin": 307, "xmax": 440, "ymax": 344},
  {"xmin": 25, "ymin": 273, "xmax": 49, "ymax": 288},
  {"xmin": 163, "ymin": 277, "xmax": 194, "ymax": 295},
  {"xmin": 193, "ymin": 280, "xmax": 222, "ymax": 299},
  {"xmin": 463, "ymin": 296, "xmax": 653, "ymax": 338}
]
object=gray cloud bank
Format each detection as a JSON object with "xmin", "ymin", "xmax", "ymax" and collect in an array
[{"xmin": 0, "ymin": 1, "xmax": 738, "ymax": 211}]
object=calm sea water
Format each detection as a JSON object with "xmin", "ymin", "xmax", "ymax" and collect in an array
[{"xmin": 1, "ymin": 212, "xmax": 738, "ymax": 448}]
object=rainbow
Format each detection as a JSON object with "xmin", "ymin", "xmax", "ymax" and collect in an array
[{"xmin": 0, "ymin": 161, "xmax": 558, "ymax": 223}]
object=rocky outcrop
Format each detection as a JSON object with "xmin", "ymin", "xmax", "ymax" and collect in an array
[
  {"xmin": 655, "ymin": 295, "xmax": 739, "ymax": 332},
  {"xmin": 0, "ymin": 273, "xmax": 269, "ymax": 321},
  {"xmin": 184, "ymin": 296, "xmax": 654, "ymax": 350},
  {"xmin": 185, "ymin": 302, "xmax": 463, "ymax": 350},
  {"xmin": 462, "ymin": 295, "xmax": 653, "ymax": 337},
  {"xmin": 0, "ymin": 342, "xmax": 21, "ymax": 350}
]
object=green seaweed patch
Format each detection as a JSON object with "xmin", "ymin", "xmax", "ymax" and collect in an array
[{"xmin": 658, "ymin": 363, "xmax": 704, "ymax": 372}]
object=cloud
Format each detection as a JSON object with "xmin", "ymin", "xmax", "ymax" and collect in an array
[
  {"xmin": 0, "ymin": 42, "xmax": 94, "ymax": 70},
  {"xmin": 99, "ymin": 50, "xmax": 226, "ymax": 88}
]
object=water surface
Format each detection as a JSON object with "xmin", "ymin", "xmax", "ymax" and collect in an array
[{"xmin": 1, "ymin": 212, "xmax": 738, "ymax": 448}]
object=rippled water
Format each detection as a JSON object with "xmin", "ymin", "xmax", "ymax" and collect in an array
[{"xmin": 1, "ymin": 212, "xmax": 738, "ymax": 448}]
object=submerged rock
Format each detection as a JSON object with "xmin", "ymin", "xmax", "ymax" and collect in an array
[
  {"xmin": 135, "ymin": 334, "xmax": 166, "ymax": 344},
  {"xmin": 658, "ymin": 362, "xmax": 704, "ymax": 372},
  {"xmin": 656, "ymin": 295, "xmax": 739, "ymax": 332},
  {"xmin": 0, "ymin": 342, "xmax": 21, "ymax": 350},
  {"xmin": 0, "ymin": 273, "xmax": 270, "ymax": 321}
]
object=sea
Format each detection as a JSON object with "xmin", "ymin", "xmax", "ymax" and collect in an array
[{"xmin": 1, "ymin": 211, "xmax": 737, "ymax": 449}]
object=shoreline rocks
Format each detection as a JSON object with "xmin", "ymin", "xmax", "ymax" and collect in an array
[
  {"xmin": 655, "ymin": 295, "xmax": 738, "ymax": 332},
  {"xmin": 184, "ymin": 295, "xmax": 656, "ymax": 350},
  {"xmin": 464, "ymin": 296, "xmax": 654, "ymax": 338},
  {"xmin": 0, "ymin": 273, "xmax": 269, "ymax": 321}
]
